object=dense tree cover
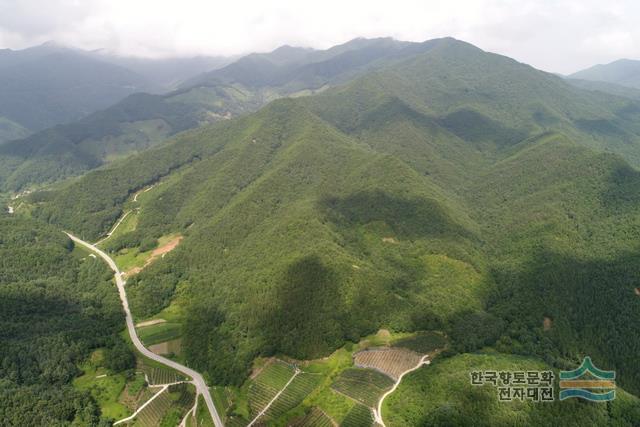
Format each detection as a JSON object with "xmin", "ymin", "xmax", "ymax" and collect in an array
[
  {"xmin": 0, "ymin": 215, "xmax": 126, "ymax": 425},
  {"xmin": 28, "ymin": 37, "xmax": 640, "ymax": 422},
  {"xmin": 0, "ymin": 37, "xmax": 445, "ymax": 192},
  {"xmin": 385, "ymin": 353, "xmax": 640, "ymax": 426}
]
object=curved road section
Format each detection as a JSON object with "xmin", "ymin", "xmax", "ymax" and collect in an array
[{"xmin": 66, "ymin": 232, "xmax": 224, "ymax": 427}]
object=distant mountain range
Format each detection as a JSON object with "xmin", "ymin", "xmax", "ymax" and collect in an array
[
  {"xmin": 569, "ymin": 58, "xmax": 640, "ymax": 89},
  {"xmin": 0, "ymin": 37, "xmax": 446, "ymax": 190},
  {"xmin": 0, "ymin": 42, "xmax": 231, "ymax": 144},
  {"xmin": 31, "ymin": 38, "xmax": 640, "ymax": 409}
]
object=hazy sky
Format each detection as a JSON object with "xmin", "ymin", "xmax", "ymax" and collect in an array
[{"xmin": 0, "ymin": 0, "xmax": 638, "ymax": 74}]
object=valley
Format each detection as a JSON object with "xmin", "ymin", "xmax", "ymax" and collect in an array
[{"xmin": 3, "ymin": 28, "xmax": 640, "ymax": 427}]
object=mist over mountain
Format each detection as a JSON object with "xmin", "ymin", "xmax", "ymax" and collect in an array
[{"xmin": 570, "ymin": 59, "xmax": 640, "ymax": 89}]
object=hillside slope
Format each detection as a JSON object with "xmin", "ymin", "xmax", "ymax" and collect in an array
[
  {"xmin": 0, "ymin": 38, "xmax": 437, "ymax": 191},
  {"xmin": 571, "ymin": 58, "xmax": 640, "ymax": 89},
  {"xmin": 0, "ymin": 44, "xmax": 153, "ymax": 134},
  {"xmin": 28, "ymin": 38, "xmax": 640, "ymax": 401}
]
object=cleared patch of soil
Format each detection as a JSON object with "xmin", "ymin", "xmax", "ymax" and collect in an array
[
  {"xmin": 149, "ymin": 338, "xmax": 182, "ymax": 356},
  {"xmin": 125, "ymin": 235, "xmax": 183, "ymax": 276},
  {"xmin": 152, "ymin": 236, "xmax": 183, "ymax": 257},
  {"xmin": 543, "ymin": 316, "xmax": 553, "ymax": 331},
  {"xmin": 635, "ymin": 288, "xmax": 640, "ymax": 296}
]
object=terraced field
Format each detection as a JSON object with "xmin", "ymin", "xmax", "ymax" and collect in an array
[
  {"xmin": 134, "ymin": 388, "xmax": 173, "ymax": 427},
  {"xmin": 262, "ymin": 372, "xmax": 323, "ymax": 421},
  {"xmin": 293, "ymin": 407, "xmax": 335, "ymax": 427},
  {"xmin": 248, "ymin": 360, "xmax": 296, "ymax": 418},
  {"xmin": 353, "ymin": 348, "xmax": 422, "ymax": 380},
  {"xmin": 340, "ymin": 403, "xmax": 373, "ymax": 427},
  {"xmin": 133, "ymin": 383, "xmax": 195, "ymax": 426},
  {"xmin": 143, "ymin": 365, "xmax": 187, "ymax": 385},
  {"xmin": 331, "ymin": 368, "xmax": 394, "ymax": 407}
]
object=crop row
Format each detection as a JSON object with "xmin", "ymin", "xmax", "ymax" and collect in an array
[
  {"xmin": 340, "ymin": 403, "xmax": 373, "ymax": 427},
  {"xmin": 263, "ymin": 373, "xmax": 322, "ymax": 420},
  {"xmin": 293, "ymin": 407, "xmax": 334, "ymax": 427},
  {"xmin": 135, "ymin": 388, "xmax": 172, "ymax": 427},
  {"xmin": 331, "ymin": 368, "xmax": 393, "ymax": 407},
  {"xmin": 354, "ymin": 348, "xmax": 421, "ymax": 380}
]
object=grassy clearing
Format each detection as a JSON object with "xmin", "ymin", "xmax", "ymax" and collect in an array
[{"xmin": 72, "ymin": 349, "xmax": 131, "ymax": 421}]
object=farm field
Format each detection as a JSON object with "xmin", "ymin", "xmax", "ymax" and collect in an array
[
  {"xmin": 138, "ymin": 321, "xmax": 182, "ymax": 346},
  {"xmin": 340, "ymin": 403, "xmax": 374, "ymax": 427},
  {"xmin": 140, "ymin": 362, "xmax": 187, "ymax": 386},
  {"xmin": 248, "ymin": 360, "xmax": 296, "ymax": 418},
  {"xmin": 207, "ymin": 332, "xmax": 446, "ymax": 426},
  {"xmin": 261, "ymin": 372, "xmax": 323, "ymax": 421},
  {"xmin": 354, "ymin": 348, "xmax": 422, "ymax": 380},
  {"xmin": 331, "ymin": 368, "xmax": 394, "ymax": 407},
  {"xmin": 292, "ymin": 407, "xmax": 335, "ymax": 427},
  {"xmin": 133, "ymin": 383, "xmax": 195, "ymax": 427}
]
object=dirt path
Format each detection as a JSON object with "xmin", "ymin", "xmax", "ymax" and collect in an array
[
  {"xmin": 247, "ymin": 367, "xmax": 300, "ymax": 426},
  {"xmin": 66, "ymin": 232, "xmax": 224, "ymax": 427},
  {"xmin": 136, "ymin": 318, "xmax": 166, "ymax": 328},
  {"xmin": 95, "ymin": 210, "xmax": 133, "ymax": 245},
  {"xmin": 373, "ymin": 355, "xmax": 430, "ymax": 427}
]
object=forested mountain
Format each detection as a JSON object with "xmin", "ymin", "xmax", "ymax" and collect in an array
[
  {"xmin": 566, "ymin": 78, "xmax": 640, "ymax": 100},
  {"xmin": 570, "ymin": 58, "xmax": 640, "ymax": 89},
  {"xmin": 0, "ymin": 214, "xmax": 129, "ymax": 425},
  {"xmin": 0, "ymin": 38, "xmax": 456, "ymax": 191},
  {"xmin": 0, "ymin": 43, "xmax": 152, "ymax": 138},
  {"xmin": 29, "ymin": 36, "xmax": 640, "ymax": 414}
]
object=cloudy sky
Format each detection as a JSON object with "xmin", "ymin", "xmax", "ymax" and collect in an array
[{"xmin": 0, "ymin": 0, "xmax": 638, "ymax": 74}]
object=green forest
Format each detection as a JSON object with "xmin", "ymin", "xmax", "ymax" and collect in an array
[
  {"xmin": 4, "ymin": 36, "xmax": 640, "ymax": 425},
  {"xmin": 0, "ymin": 214, "xmax": 133, "ymax": 425}
]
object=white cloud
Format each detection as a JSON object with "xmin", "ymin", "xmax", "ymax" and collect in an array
[{"xmin": 0, "ymin": 0, "xmax": 639, "ymax": 73}]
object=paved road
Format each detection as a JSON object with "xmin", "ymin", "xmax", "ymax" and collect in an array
[{"xmin": 66, "ymin": 232, "xmax": 224, "ymax": 427}]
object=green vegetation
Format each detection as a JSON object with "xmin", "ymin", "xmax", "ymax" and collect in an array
[
  {"xmin": 138, "ymin": 322, "xmax": 182, "ymax": 346},
  {"xmin": 384, "ymin": 352, "xmax": 640, "ymax": 426},
  {"xmin": 72, "ymin": 350, "xmax": 130, "ymax": 420},
  {"xmin": 0, "ymin": 215, "xmax": 126, "ymax": 425},
  {"xmin": 340, "ymin": 403, "xmax": 373, "ymax": 427},
  {"xmin": 20, "ymin": 37, "xmax": 640, "ymax": 425},
  {"xmin": 263, "ymin": 373, "xmax": 323, "ymax": 421},
  {"xmin": 331, "ymin": 368, "xmax": 394, "ymax": 407},
  {"xmin": 392, "ymin": 332, "xmax": 447, "ymax": 354}
]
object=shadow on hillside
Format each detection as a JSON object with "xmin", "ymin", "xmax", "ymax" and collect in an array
[
  {"xmin": 319, "ymin": 190, "xmax": 474, "ymax": 241},
  {"xmin": 438, "ymin": 108, "xmax": 528, "ymax": 148},
  {"xmin": 262, "ymin": 255, "xmax": 349, "ymax": 360},
  {"xmin": 601, "ymin": 161, "xmax": 640, "ymax": 211}
]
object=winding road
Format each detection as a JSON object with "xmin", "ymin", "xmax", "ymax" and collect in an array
[
  {"xmin": 66, "ymin": 232, "xmax": 224, "ymax": 427},
  {"xmin": 373, "ymin": 355, "xmax": 430, "ymax": 427}
]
